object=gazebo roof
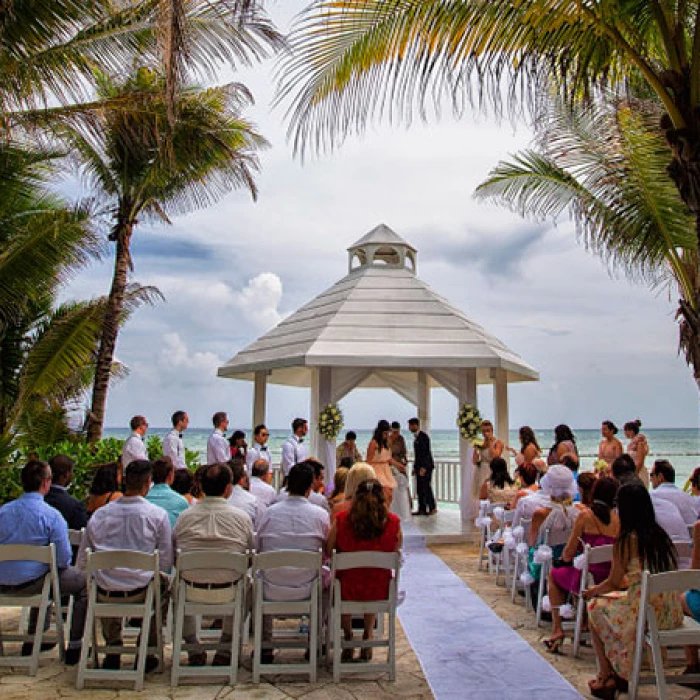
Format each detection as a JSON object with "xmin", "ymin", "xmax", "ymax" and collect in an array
[{"xmin": 217, "ymin": 225, "xmax": 538, "ymax": 387}]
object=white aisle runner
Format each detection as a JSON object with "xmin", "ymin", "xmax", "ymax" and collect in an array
[{"xmin": 398, "ymin": 525, "xmax": 583, "ymax": 699}]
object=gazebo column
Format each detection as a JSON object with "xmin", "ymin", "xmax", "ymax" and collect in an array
[
  {"xmin": 252, "ymin": 370, "xmax": 267, "ymax": 429},
  {"xmin": 493, "ymin": 368, "xmax": 510, "ymax": 453},
  {"xmin": 309, "ymin": 367, "xmax": 335, "ymax": 489},
  {"xmin": 417, "ymin": 371, "xmax": 431, "ymax": 432},
  {"xmin": 458, "ymin": 368, "xmax": 478, "ymax": 523}
]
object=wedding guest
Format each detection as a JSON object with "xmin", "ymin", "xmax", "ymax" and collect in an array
[
  {"xmin": 544, "ymin": 477, "xmax": 619, "ymax": 654},
  {"xmin": 507, "ymin": 426, "xmax": 541, "ymax": 467},
  {"xmin": 367, "ymin": 420, "xmax": 401, "ymax": 508},
  {"xmin": 390, "ymin": 421, "xmax": 411, "ymax": 519},
  {"xmin": 172, "ymin": 468, "xmax": 197, "ymax": 505},
  {"xmin": 146, "ymin": 457, "xmax": 190, "ymax": 528},
  {"xmin": 584, "ymin": 482, "xmax": 683, "ymax": 698},
  {"xmin": 624, "ymin": 420, "xmax": 649, "ymax": 488},
  {"xmin": 280, "ymin": 418, "xmax": 309, "ymax": 477},
  {"xmin": 682, "ymin": 518, "xmax": 700, "ymax": 674},
  {"xmin": 332, "ymin": 463, "xmax": 376, "ymax": 519},
  {"xmin": 547, "ymin": 424, "xmax": 579, "ymax": 467},
  {"xmin": 163, "ymin": 410, "xmax": 188, "ymax": 470},
  {"xmin": 249, "ymin": 459, "xmax": 276, "ymax": 507},
  {"xmin": 121, "ymin": 415, "xmax": 148, "ymax": 468},
  {"xmin": 207, "ymin": 412, "xmax": 230, "ymax": 464},
  {"xmin": 86, "ymin": 462, "xmax": 122, "ymax": 515},
  {"xmin": 275, "ymin": 459, "xmax": 330, "ymax": 512},
  {"xmin": 471, "ymin": 420, "xmax": 505, "ymax": 504},
  {"xmin": 229, "ymin": 430, "xmax": 247, "ymax": 461},
  {"xmin": 336, "ymin": 431, "xmax": 362, "ymax": 468},
  {"xmin": 598, "ymin": 420, "xmax": 623, "ymax": 468},
  {"xmin": 326, "ymin": 478, "xmax": 402, "ymax": 662},
  {"xmin": 227, "ymin": 459, "xmax": 265, "ymax": 530},
  {"xmin": 577, "ymin": 472, "xmax": 597, "ymax": 508},
  {"xmin": 527, "ymin": 466, "xmax": 579, "ymax": 548},
  {"xmin": 245, "ymin": 425, "xmax": 270, "ymax": 472},
  {"xmin": 45, "ymin": 455, "xmax": 88, "ymax": 531},
  {"xmin": 650, "ymin": 459, "xmax": 699, "ymax": 525},
  {"xmin": 328, "ymin": 467, "xmax": 349, "ymax": 509},
  {"xmin": 689, "ymin": 467, "xmax": 700, "ymax": 497},
  {"xmin": 509, "ymin": 463, "xmax": 540, "ymax": 512},
  {"xmin": 479, "ymin": 457, "xmax": 518, "ymax": 505}
]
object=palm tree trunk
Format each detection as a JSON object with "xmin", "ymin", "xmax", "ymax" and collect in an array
[{"xmin": 86, "ymin": 222, "xmax": 133, "ymax": 443}]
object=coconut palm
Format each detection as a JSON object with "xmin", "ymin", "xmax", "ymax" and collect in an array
[{"xmin": 58, "ymin": 69, "xmax": 268, "ymax": 442}]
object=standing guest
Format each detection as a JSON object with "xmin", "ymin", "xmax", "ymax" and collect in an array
[
  {"xmin": 408, "ymin": 418, "xmax": 436, "ymax": 516},
  {"xmin": 275, "ymin": 459, "xmax": 331, "ymax": 512},
  {"xmin": 507, "ymin": 426, "xmax": 541, "ymax": 467},
  {"xmin": 584, "ymin": 482, "xmax": 683, "ymax": 698},
  {"xmin": 173, "ymin": 463, "xmax": 253, "ymax": 667},
  {"xmin": 207, "ymin": 412, "xmax": 230, "ymax": 465},
  {"xmin": 227, "ymin": 459, "xmax": 265, "ymax": 529},
  {"xmin": 624, "ymin": 420, "xmax": 650, "ymax": 488},
  {"xmin": 328, "ymin": 467, "xmax": 349, "ymax": 509},
  {"xmin": 0, "ymin": 460, "xmax": 87, "ymax": 664},
  {"xmin": 650, "ymin": 459, "xmax": 698, "ymax": 525},
  {"xmin": 366, "ymin": 420, "xmax": 400, "ymax": 509},
  {"xmin": 472, "ymin": 420, "xmax": 505, "ymax": 502},
  {"xmin": 145, "ymin": 457, "xmax": 190, "ymax": 528},
  {"xmin": 280, "ymin": 418, "xmax": 309, "ymax": 477},
  {"xmin": 172, "ymin": 469, "xmax": 197, "ymax": 505},
  {"xmin": 336, "ymin": 431, "xmax": 362, "ymax": 468},
  {"xmin": 122, "ymin": 415, "xmax": 148, "ymax": 468},
  {"xmin": 326, "ymin": 478, "xmax": 402, "ymax": 661},
  {"xmin": 598, "ymin": 420, "xmax": 624, "ymax": 468},
  {"xmin": 389, "ymin": 421, "xmax": 411, "ymax": 520},
  {"xmin": 86, "ymin": 462, "xmax": 122, "ymax": 515},
  {"xmin": 479, "ymin": 456, "xmax": 518, "ymax": 505},
  {"xmin": 547, "ymin": 424, "xmax": 579, "ymax": 467},
  {"xmin": 45, "ymin": 455, "xmax": 88, "ymax": 531},
  {"xmin": 332, "ymin": 463, "xmax": 376, "ymax": 519},
  {"xmin": 544, "ymin": 477, "xmax": 620, "ymax": 653},
  {"xmin": 245, "ymin": 425, "xmax": 271, "ymax": 472},
  {"xmin": 229, "ymin": 430, "xmax": 247, "ymax": 460},
  {"xmin": 250, "ymin": 459, "xmax": 276, "ymax": 507},
  {"xmin": 78, "ymin": 460, "xmax": 172, "ymax": 672},
  {"xmin": 163, "ymin": 410, "xmax": 188, "ymax": 470}
]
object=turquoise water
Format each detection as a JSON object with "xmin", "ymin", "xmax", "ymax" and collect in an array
[{"xmin": 104, "ymin": 427, "xmax": 700, "ymax": 482}]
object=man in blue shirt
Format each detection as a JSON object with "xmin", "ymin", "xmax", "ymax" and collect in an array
[
  {"xmin": 0, "ymin": 460, "xmax": 87, "ymax": 664},
  {"xmin": 146, "ymin": 457, "xmax": 190, "ymax": 528}
]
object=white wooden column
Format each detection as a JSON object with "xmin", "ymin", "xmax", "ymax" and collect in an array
[
  {"xmin": 309, "ymin": 367, "xmax": 336, "ymax": 491},
  {"xmin": 493, "ymin": 368, "xmax": 509, "ymax": 449},
  {"xmin": 458, "ymin": 368, "xmax": 478, "ymax": 523},
  {"xmin": 417, "ymin": 370, "xmax": 431, "ymax": 432},
  {"xmin": 252, "ymin": 370, "xmax": 267, "ymax": 429}
]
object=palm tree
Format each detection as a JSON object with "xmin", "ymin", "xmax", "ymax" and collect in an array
[
  {"xmin": 276, "ymin": 0, "xmax": 700, "ymax": 387},
  {"xmin": 60, "ymin": 69, "xmax": 268, "ymax": 442}
]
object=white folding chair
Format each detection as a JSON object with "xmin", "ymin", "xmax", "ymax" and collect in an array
[
  {"xmin": 76, "ymin": 549, "xmax": 163, "ymax": 691},
  {"xmin": 252, "ymin": 549, "xmax": 322, "ymax": 683},
  {"xmin": 330, "ymin": 550, "xmax": 400, "ymax": 683},
  {"xmin": 572, "ymin": 543, "xmax": 613, "ymax": 657},
  {"xmin": 0, "ymin": 543, "xmax": 65, "ymax": 675},
  {"xmin": 171, "ymin": 549, "xmax": 249, "ymax": 686},
  {"xmin": 674, "ymin": 539, "xmax": 692, "ymax": 570},
  {"xmin": 492, "ymin": 508, "xmax": 515, "ymax": 586},
  {"xmin": 476, "ymin": 501, "xmax": 493, "ymax": 571},
  {"xmin": 510, "ymin": 517, "xmax": 533, "ymax": 609},
  {"xmin": 630, "ymin": 569, "xmax": 700, "ymax": 700}
]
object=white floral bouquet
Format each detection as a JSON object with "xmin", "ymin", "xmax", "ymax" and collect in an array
[
  {"xmin": 318, "ymin": 403, "xmax": 344, "ymax": 440},
  {"xmin": 456, "ymin": 403, "xmax": 483, "ymax": 445}
]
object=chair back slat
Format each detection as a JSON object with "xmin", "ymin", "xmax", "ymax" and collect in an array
[
  {"xmin": 673, "ymin": 540, "xmax": 692, "ymax": 562},
  {"xmin": 176, "ymin": 549, "xmax": 249, "ymax": 575},
  {"xmin": 587, "ymin": 544, "xmax": 614, "ymax": 565},
  {"xmin": 331, "ymin": 551, "xmax": 400, "ymax": 572},
  {"xmin": 86, "ymin": 548, "xmax": 159, "ymax": 574},
  {"xmin": 254, "ymin": 549, "xmax": 321, "ymax": 571},
  {"xmin": 68, "ymin": 529, "xmax": 84, "ymax": 548},
  {"xmin": 0, "ymin": 543, "xmax": 53, "ymax": 564},
  {"xmin": 645, "ymin": 569, "xmax": 700, "ymax": 596}
]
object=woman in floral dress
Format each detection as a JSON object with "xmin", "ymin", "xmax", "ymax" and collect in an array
[{"xmin": 584, "ymin": 482, "xmax": 683, "ymax": 698}]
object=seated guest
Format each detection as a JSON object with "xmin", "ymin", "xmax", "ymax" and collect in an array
[
  {"xmin": 45, "ymin": 454, "xmax": 88, "ymax": 531},
  {"xmin": 275, "ymin": 459, "xmax": 330, "ymax": 512},
  {"xmin": 0, "ymin": 460, "xmax": 87, "ymax": 664},
  {"xmin": 577, "ymin": 472, "xmax": 597, "ymax": 509},
  {"xmin": 544, "ymin": 477, "xmax": 619, "ymax": 653},
  {"xmin": 227, "ymin": 458, "xmax": 265, "ymax": 530},
  {"xmin": 78, "ymin": 460, "xmax": 172, "ymax": 672},
  {"xmin": 479, "ymin": 457, "xmax": 518, "ymax": 505},
  {"xmin": 174, "ymin": 463, "xmax": 253, "ymax": 667},
  {"xmin": 682, "ymin": 518, "xmax": 700, "ymax": 675},
  {"xmin": 172, "ymin": 469, "xmax": 197, "ymax": 505},
  {"xmin": 584, "ymin": 482, "xmax": 683, "ymax": 697},
  {"xmin": 146, "ymin": 457, "xmax": 190, "ymax": 528},
  {"xmin": 86, "ymin": 462, "xmax": 122, "ymax": 515},
  {"xmin": 510, "ymin": 463, "xmax": 540, "ymax": 511},
  {"xmin": 328, "ymin": 467, "xmax": 349, "ymax": 509},
  {"xmin": 528, "ymin": 466, "xmax": 579, "ymax": 546},
  {"xmin": 650, "ymin": 459, "xmax": 699, "ymax": 525},
  {"xmin": 512, "ymin": 464, "xmax": 547, "ymax": 526},
  {"xmin": 336, "ymin": 431, "xmax": 362, "ymax": 468},
  {"xmin": 331, "ymin": 462, "xmax": 376, "ymax": 519},
  {"xmin": 256, "ymin": 462, "xmax": 330, "ymax": 662},
  {"xmin": 326, "ymin": 478, "xmax": 402, "ymax": 662},
  {"xmin": 249, "ymin": 459, "xmax": 276, "ymax": 507}
]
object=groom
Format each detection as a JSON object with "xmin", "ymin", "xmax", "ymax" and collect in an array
[{"xmin": 408, "ymin": 418, "xmax": 436, "ymax": 516}]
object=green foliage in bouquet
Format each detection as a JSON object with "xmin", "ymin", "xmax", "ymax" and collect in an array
[
  {"xmin": 318, "ymin": 403, "xmax": 344, "ymax": 440},
  {"xmin": 457, "ymin": 403, "xmax": 483, "ymax": 445}
]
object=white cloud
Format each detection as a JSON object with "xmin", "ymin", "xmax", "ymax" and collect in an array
[{"xmin": 231, "ymin": 272, "xmax": 283, "ymax": 330}]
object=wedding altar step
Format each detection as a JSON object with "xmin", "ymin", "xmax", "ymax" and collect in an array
[{"xmin": 405, "ymin": 508, "xmax": 478, "ymax": 545}]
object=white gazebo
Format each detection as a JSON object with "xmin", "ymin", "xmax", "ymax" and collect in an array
[{"xmin": 217, "ymin": 224, "xmax": 539, "ymax": 521}]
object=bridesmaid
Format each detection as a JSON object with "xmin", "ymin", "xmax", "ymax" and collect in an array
[
  {"xmin": 624, "ymin": 419, "xmax": 650, "ymax": 488},
  {"xmin": 471, "ymin": 420, "xmax": 504, "ymax": 503},
  {"xmin": 598, "ymin": 420, "xmax": 624, "ymax": 469},
  {"xmin": 366, "ymin": 419, "xmax": 403, "ymax": 508},
  {"xmin": 507, "ymin": 425, "xmax": 541, "ymax": 467}
]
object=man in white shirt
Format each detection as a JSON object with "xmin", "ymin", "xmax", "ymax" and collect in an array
[
  {"xmin": 78, "ymin": 460, "xmax": 172, "ymax": 671},
  {"xmin": 275, "ymin": 459, "xmax": 330, "ymax": 513},
  {"xmin": 163, "ymin": 410, "xmax": 188, "ymax": 470},
  {"xmin": 228, "ymin": 459, "xmax": 266, "ymax": 530},
  {"xmin": 173, "ymin": 462, "xmax": 253, "ymax": 667},
  {"xmin": 250, "ymin": 460, "xmax": 276, "ymax": 507},
  {"xmin": 280, "ymin": 418, "xmax": 309, "ymax": 477},
  {"xmin": 245, "ymin": 424, "xmax": 271, "ymax": 472},
  {"xmin": 121, "ymin": 415, "xmax": 148, "ymax": 468},
  {"xmin": 650, "ymin": 459, "xmax": 698, "ymax": 525},
  {"xmin": 207, "ymin": 411, "xmax": 230, "ymax": 464}
]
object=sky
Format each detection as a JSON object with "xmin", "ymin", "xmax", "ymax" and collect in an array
[{"xmin": 61, "ymin": 1, "xmax": 699, "ymax": 432}]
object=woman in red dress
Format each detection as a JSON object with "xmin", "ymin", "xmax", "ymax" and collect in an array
[{"xmin": 326, "ymin": 478, "xmax": 402, "ymax": 661}]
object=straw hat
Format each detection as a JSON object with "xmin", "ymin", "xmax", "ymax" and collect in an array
[{"xmin": 540, "ymin": 465, "xmax": 578, "ymax": 500}]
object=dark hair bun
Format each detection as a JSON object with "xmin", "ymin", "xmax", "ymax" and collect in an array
[{"xmin": 634, "ymin": 419, "xmax": 642, "ymax": 428}]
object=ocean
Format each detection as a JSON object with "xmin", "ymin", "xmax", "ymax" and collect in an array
[{"xmin": 103, "ymin": 427, "xmax": 700, "ymax": 483}]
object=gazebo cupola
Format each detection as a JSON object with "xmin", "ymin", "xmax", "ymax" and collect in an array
[{"xmin": 348, "ymin": 223, "xmax": 417, "ymax": 274}]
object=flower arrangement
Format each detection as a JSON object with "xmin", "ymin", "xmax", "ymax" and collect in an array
[
  {"xmin": 318, "ymin": 403, "xmax": 344, "ymax": 440},
  {"xmin": 456, "ymin": 403, "xmax": 483, "ymax": 445},
  {"xmin": 593, "ymin": 458, "xmax": 609, "ymax": 474}
]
